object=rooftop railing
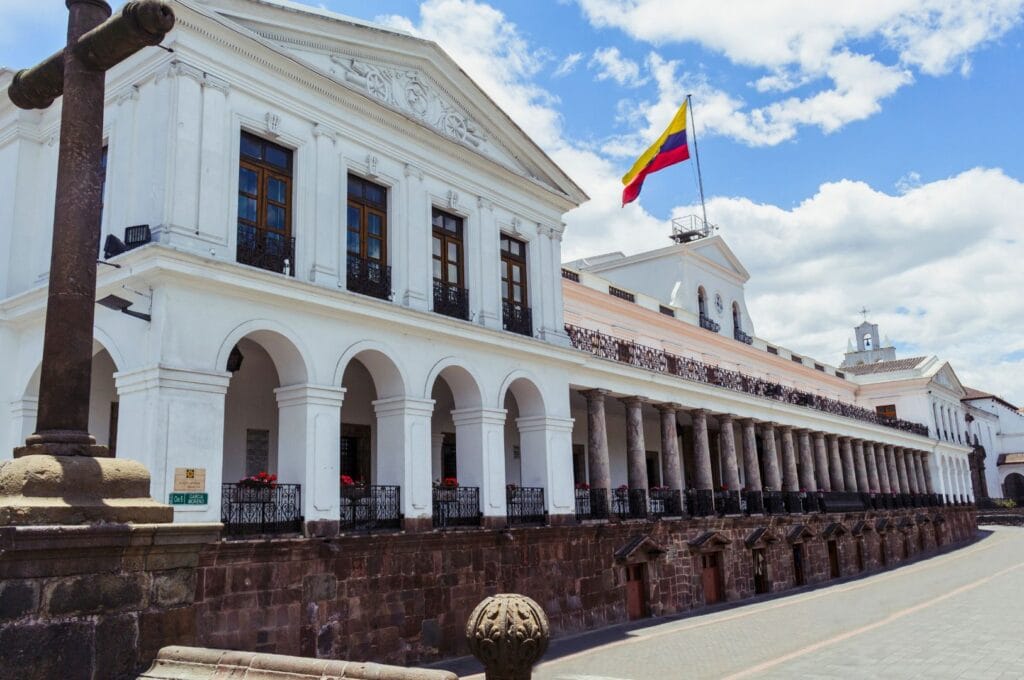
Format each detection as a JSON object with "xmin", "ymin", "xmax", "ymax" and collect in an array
[{"xmin": 564, "ymin": 324, "xmax": 930, "ymax": 436}]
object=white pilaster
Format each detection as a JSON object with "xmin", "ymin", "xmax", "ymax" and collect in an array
[
  {"xmin": 451, "ymin": 407, "xmax": 508, "ymax": 518},
  {"xmin": 372, "ymin": 396, "xmax": 435, "ymax": 521},
  {"xmin": 115, "ymin": 365, "xmax": 231, "ymax": 523},
  {"xmin": 274, "ymin": 384, "xmax": 346, "ymax": 522},
  {"xmin": 477, "ymin": 199, "xmax": 501, "ymax": 330},
  {"xmin": 196, "ymin": 74, "xmax": 232, "ymax": 247},
  {"xmin": 310, "ymin": 124, "xmax": 341, "ymax": 284},
  {"xmin": 516, "ymin": 415, "xmax": 575, "ymax": 516},
  {"xmin": 401, "ymin": 164, "xmax": 429, "ymax": 310},
  {"xmin": 164, "ymin": 62, "xmax": 204, "ymax": 243}
]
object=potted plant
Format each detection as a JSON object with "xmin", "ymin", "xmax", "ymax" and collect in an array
[
  {"xmin": 441, "ymin": 477, "xmax": 459, "ymax": 488},
  {"xmin": 574, "ymin": 482, "xmax": 590, "ymax": 491},
  {"xmin": 238, "ymin": 471, "xmax": 277, "ymax": 500}
]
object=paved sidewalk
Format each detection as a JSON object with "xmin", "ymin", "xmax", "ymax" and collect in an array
[{"xmin": 446, "ymin": 526, "xmax": 1023, "ymax": 679}]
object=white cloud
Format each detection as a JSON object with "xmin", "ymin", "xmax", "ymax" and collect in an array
[
  {"xmin": 553, "ymin": 52, "xmax": 584, "ymax": 77},
  {"xmin": 588, "ymin": 46, "xmax": 646, "ymax": 87},
  {"xmin": 575, "ymin": 0, "xmax": 1023, "ymax": 144}
]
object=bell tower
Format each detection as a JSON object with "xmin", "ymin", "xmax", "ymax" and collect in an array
[{"xmin": 841, "ymin": 314, "xmax": 897, "ymax": 367}]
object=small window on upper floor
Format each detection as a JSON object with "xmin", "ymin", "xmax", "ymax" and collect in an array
[
  {"xmin": 876, "ymin": 404, "xmax": 897, "ymax": 420},
  {"xmin": 500, "ymin": 234, "xmax": 532, "ymax": 335},
  {"xmin": 346, "ymin": 174, "xmax": 390, "ymax": 300},
  {"xmin": 432, "ymin": 208, "xmax": 469, "ymax": 320},
  {"xmin": 237, "ymin": 132, "xmax": 294, "ymax": 276},
  {"xmin": 697, "ymin": 286, "xmax": 707, "ymax": 317}
]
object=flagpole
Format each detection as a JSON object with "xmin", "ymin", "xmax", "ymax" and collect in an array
[{"xmin": 686, "ymin": 93, "xmax": 709, "ymax": 229}]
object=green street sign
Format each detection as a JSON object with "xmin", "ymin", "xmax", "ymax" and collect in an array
[{"xmin": 169, "ymin": 492, "xmax": 208, "ymax": 505}]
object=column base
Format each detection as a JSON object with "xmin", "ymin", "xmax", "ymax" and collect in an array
[{"xmin": 0, "ymin": 454, "xmax": 173, "ymax": 525}]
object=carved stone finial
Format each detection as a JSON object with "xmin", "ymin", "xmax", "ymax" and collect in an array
[{"xmin": 465, "ymin": 594, "xmax": 549, "ymax": 680}]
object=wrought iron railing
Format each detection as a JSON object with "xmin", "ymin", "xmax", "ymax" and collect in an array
[
  {"xmin": 734, "ymin": 328, "xmax": 753, "ymax": 345},
  {"xmin": 502, "ymin": 300, "xmax": 533, "ymax": 337},
  {"xmin": 613, "ymin": 488, "xmax": 648, "ymax": 520},
  {"xmin": 649, "ymin": 488, "xmax": 684, "ymax": 518},
  {"xmin": 237, "ymin": 225, "xmax": 295, "ymax": 276},
  {"xmin": 763, "ymin": 490, "xmax": 786, "ymax": 515},
  {"xmin": 564, "ymin": 324, "xmax": 931, "ymax": 436},
  {"xmin": 432, "ymin": 486, "xmax": 481, "ymax": 528},
  {"xmin": 743, "ymin": 489, "xmax": 764, "ymax": 515},
  {"xmin": 699, "ymin": 313, "xmax": 721, "ymax": 333},
  {"xmin": 575, "ymin": 487, "xmax": 609, "ymax": 521},
  {"xmin": 819, "ymin": 491, "xmax": 868, "ymax": 513},
  {"xmin": 687, "ymin": 488, "xmax": 715, "ymax": 517},
  {"xmin": 346, "ymin": 254, "xmax": 392, "ymax": 301},
  {"xmin": 715, "ymin": 489, "xmax": 742, "ymax": 515},
  {"xmin": 506, "ymin": 486, "xmax": 546, "ymax": 526},
  {"xmin": 221, "ymin": 483, "xmax": 302, "ymax": 537},
  {"xmin": 561, "ymin": 268, "xmax": 580, "ymax": 282},
  {"xmin": 339, "ymin": 484, "xmax": 402, "ymax": 532},
  {"xmin": 782, "ymin": 491, "xmax": 803, "ymax": 514},
  {"xmin": 433, "ymin": 278, "xmax": 470, "ymax": 320}
]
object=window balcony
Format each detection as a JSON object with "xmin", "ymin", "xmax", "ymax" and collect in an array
[
  {"xmin": 339, "ymin": 484, "xmax": 402, "ymax": 532},
  {"xmin": 237, "ymin": 225, "xmax": 295, "ymax": 276},
  {"xmin": 221, "ymin": 482, "xmax": 303, "ymax": 537},
  {"xmin": 432, "ymin": 485, "xmax": 481, "ymax": 528},
  {"xmin": 502, "ymin": 300, "xmax": 533, "ymax": 336},
  {"xmin": 699, "ymin": 313, "xmax": 720, "ymax": 333},
  {"xmin": 346, "ymin": 254, "xmax": 392, "ymax": 301},
  {"xmin": 649, "ymin": 488, "xmax": 684, "ymax": 518},
  {"xmin": 433, "ymin": 278, "xmax": 470, "ymax": 321},
  {"xmin": 613, "ymin": 487, "xmax": 648, "ymax": 520},
  {"xmin": 575, "ymin": 487, "xmax": 610, "ymax": 521},
  {"xmin": 506, "ymin": 485, "xmax": 546, "ymax": 526},
  {"xmin": 734, "ymin": 328, "xmax": 753, "ymax": 345}
]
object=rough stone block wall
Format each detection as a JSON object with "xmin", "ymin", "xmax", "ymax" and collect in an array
[{"xmin": 193, "ymin": 507, "xmax": 976, "ymax": 667}]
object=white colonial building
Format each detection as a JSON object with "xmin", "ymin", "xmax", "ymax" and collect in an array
[{"xmin": 1, "ymin": 0, "xmax": 976, "ymax": 536}]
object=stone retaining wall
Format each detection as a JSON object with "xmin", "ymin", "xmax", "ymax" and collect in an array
[{"xmin": 193, "ymin": 507, "xmax": 977, "ymax": 667}]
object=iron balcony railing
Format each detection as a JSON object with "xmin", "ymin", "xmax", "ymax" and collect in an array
[
  {"xmin": 819, "ymin": 491, "xmax": 868, "ymax": 513},
  {"xmin": 783, "ymin": 491, "xmax": 805, "ymax": 514},
  {"xmin": 699, "ymin": 313, "xmax": 721, "ymax": 333},
  {"xmin": 432, "ymin": 486, "xmax": 481, "ymax": 529},
  {"xmin": 715, "ymin": 489, "xmax": 742, "ymax": 515},
  {"xmin": 561, "ymin": 268, "xmax": 580, "ymax": 282},
  {"xmin": 649, "ymin": 488, "xmax": 684, "ymax": 518},
  {"xmin": 687, "ymin": 488, "xmax": 715, "ymax": 517},
  {"xmin": 742, "ymin": 489, "xmax": 765, "ymax": 515},
  {"xmin": 506, "ymin": 486, "xmax": 546, "ymax": 526},
  {"xmin": 339, "ymin": 484, "xmax": 402, "ymax": 532},
  {"xmin": 613, "ymin": 488, "xmax": 648, "ymax": 520},
  {"xmin": 763, "ymin": 490, "xmax": 786, "ymax": 515},
  {"xmin": 237, "ymin": 225, "xmax": 295, "ymax": 276},
  {"xmin": 502, "ymin": 300, "xmax": 533, "ymax": 337},
  {"xmin": 564, "ymin": 324, "xmax": 931, "ymax": 437},
  {"xmin": 346, "ymin": 254, "xmax": 392, "ymax": 301},
  {"xmin": 734, "ymin": 328, "xmax": 754, "ymax": 345},
  {"xmin": 575, "ymin": 487, "xmax": 609, "ymax": 521},
  {"xmin": 433, "ymin": 278, "xmax": 470, "ymax": 321},
  {"xmin": 221, "ymin": 482, "xmax": 302, "ymax": 537}
]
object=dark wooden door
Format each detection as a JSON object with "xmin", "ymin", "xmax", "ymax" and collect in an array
[
  {"xmin": 625, "ymin": 563, "xmax": 647, "ymax": 620},
  {"xmin": 879, "ymin": 536, "xmax": 888, "ymax": 566},
  {"xmin": 792, "ymin": 544, "xmax": 805, "ymax": 586},
  {"xmin": 752, "ymin": 548, "xmax": 769, "ymax": 594},
  {"xmin": 701, "ymin": 553, "xmax": 723, "ymax": 604},
  {"xmin": 827, "ymin": 540, "xmax": 840, "ymax": 578},
  {"xmin": 855, "ymin": 539, "xmax": 865, "ymax": 572}
]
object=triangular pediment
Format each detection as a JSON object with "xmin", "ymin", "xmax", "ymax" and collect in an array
[
  {"xmin": 189, "ymin": 0, "xmax": 586, "ymax": 204},
  {"xmin": 928, "ymin": 362, "xmax": 966, "ymax": 397},
  {"xmin": 687, "ymin": 236, "xmax": 750, "ymax": 283}
]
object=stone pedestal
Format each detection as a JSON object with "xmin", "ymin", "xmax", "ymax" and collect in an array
[{"xmin": 0, "ymin": 522, "xmax": 220, "ymax": 680}]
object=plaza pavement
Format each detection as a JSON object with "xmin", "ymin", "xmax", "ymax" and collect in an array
[{"xmin": 443, "ymin": 525, "xmax": 1024, "ymax": 679}]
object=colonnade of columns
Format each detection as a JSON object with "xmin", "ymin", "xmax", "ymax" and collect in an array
[{"xmin": 581, "ymin": 390, "xmax": 967, "ymax": 518}]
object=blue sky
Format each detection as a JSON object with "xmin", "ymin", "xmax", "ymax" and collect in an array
[{"xmin": 3, "ymin": 0, "xmax": 1024, "ymax": 402}]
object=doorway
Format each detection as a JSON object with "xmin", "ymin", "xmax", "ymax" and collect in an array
[
  {"xmin": 879, "ymin": 535, "xmax": 888, "ymax": 567},
  {"xmin": 625, "ymin": 563, "xmax": 648, "ymax": 620},
  {"xmin": 855, "ymin": 539, "xmax": 865, "ymax": 572},
  {"xmin": 701, "ymin": 552, "xmax": 724, "ymax": 604},
  {"xmin": 827, "ymin": 539, "xmax": 840, "ymax": 579},
  {"xmin": 792, "ymin": 544, "xmax": 806, "ymax": 586},
  {"xmin": 752, "ymin": 548, "xmax": 769, "ymax": 594}
]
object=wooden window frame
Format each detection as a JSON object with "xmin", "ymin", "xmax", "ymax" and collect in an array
[
  {"xmin": 499, "ymin": 233, "xmax": 528, "ymax": 307},
  {"xmin": 432, "ymin": 207, "xmax": 465, "ymax": 288},
  {"xmin": 238, "ymin": 132, "xmax": 293, "ymax": 248},
  {"xmin": 876, "ymin": 404, "xmax": 898, "ymax": 420},
  {"xmin": 346, "ymin": 174, "xmax": 388, "ymax": 264}
]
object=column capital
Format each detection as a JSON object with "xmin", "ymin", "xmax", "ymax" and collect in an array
[
  {"xmin": 451, "ymin": 407, "xmax": 508, "ymax": 427},
  {"xmin": 689, "ymin": 407, "xmax": 709, "ymax": 418},
  {"xmin": 115, "ymin": 364, "xmax": 232, "ymax": 396},
  {"xmin": 655, "ymin": 402, "xmax": 683, "ymax": 414},
  {"xmin": 739, "ymin": 417, "xmax": 757, "ymax": 427},
  {"xmin": 619, "ymin": 395, "xmax": 648, "ymax": 408},
  {"xmin": 778, "ymin": 424, "xmax": 793, "ymax": 434},
  {"xmin": 516, "ymin": 415, "xmax": 574, "ymax": 433},
  {"xmin": 812, "ymin": 431, "xmax": 826, "ymax": 441},
  {"xmin": 838, "ymin": 435, "xmax": 852, "ymax": 443},
  {"xmin": 372, "ymin": 396, "xmax": 435, "ymax": 418},
  {"xmin": 274, "ymin": 383, "xmax": 346, "ymax": 408},
  {"xmin": 580, "ymin": 388, "xmax": 610, "ymax": 402},
  {"xmin": 717, "ymin": 412, "xmax": 736, "ymax": 424},
  {"xmin": 760, "ymin": 421, "xmax": 777, "ymax": 433}
]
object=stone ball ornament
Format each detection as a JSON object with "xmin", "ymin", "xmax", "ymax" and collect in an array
[{"xmin": 465, "ymin": 593, "xmax": 550, "ymax": 680}]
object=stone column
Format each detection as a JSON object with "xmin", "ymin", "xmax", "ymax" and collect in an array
[
  {"xmin": 622, "ymin": 397, "xmax": 649, "ymax": 492},
  {"xmin": 914, "ymin": 452, "xmax": 928, "ymax": 494},
  {"xmin": 876, "ymin": 444, "xmax": 892, "ymax": 491},
  {"xmin": 865, "ymin": 442, "xmax": 881, "ymax": 493},
  {"xmin": 813, "ymin": 432, "xmax": 831, "ymax": 491},
  {"xmin": 761, "ymin": 423, "xmax": 781, "ymax": 490},
  {"xmin": 658, "ymin": 404, "xmax": 684, "ymax": 494},
  {"xmin": 828, "ymin": 435, "xmax": 845, "ymax": 491},
  {"xmin": 718, "ymin": 414, "xmax": 742, "ymax": 492},
  {"xmin": 885, "ymin": 445, "xmax": 900, "ymax": 494},
  {"xmin": 904, "ymin": 448, "xmax": 919, "ymax": 494},
  {"xmin": 797, "ymin": 429, "xmax": 816, "ymax": 492},
  {"xmin": 922, "ymin": 453, "xmax": 935, "ymax": 494},
  {"xmin": 741, "ymin": 418, "xmax": 762, "ymax": 490},
  {"xmin": 275, "ymin": 384, "xmax": 347, "ymax": 534},
  {"xmin": 691, "ymin": 409, "xmax": 714, "ymax": 490},
  {"xmin": 895, "ymin": 447, "xmax": 911, "ymax": 494},
  {"xmin": 452, "ymin": 407, "xmax": 509, "ymax": 524},
  {"xmin": 583, "ymin": 390, "xmax": 611, "ymax": 495},
  {"xmin": 779, "ymin": 426, "xmax": 799, "ymax": 492},
  {"xmin": 853, "ymin": 439, "xmax": 869, "ymax": 493},
  {"xmin": 840, "ymin": 437, "xmax": 857, "ymax": 492},
  {"xmin": 373, "ymin": 396, "xmax": 436, "ymax": 529}
]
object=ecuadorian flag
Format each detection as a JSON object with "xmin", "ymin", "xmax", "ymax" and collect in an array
[{"xmin": 621, "ymin": 100, "xmax": 690, "ymax": 206}]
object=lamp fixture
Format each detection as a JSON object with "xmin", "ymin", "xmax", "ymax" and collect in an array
[{"xmin": 96, "ymin": 294, "xmax": 151, "ymax": 322}]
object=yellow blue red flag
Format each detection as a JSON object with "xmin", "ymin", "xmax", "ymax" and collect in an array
[{"xmin": 621, "ymin": 100, "xmax": 690, "ymax": 205}]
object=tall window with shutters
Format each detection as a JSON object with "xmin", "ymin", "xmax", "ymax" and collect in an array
[
  {"xmin": 346, "ymin": 175, "xmax": 391, "ymax": 299},
  {"xmin": 432, "ymin": 208, "xmax": 469, "ymax": 320},
  {"xmin": 237, "ymin": 132, "xmax": 294, "ymax": 275},
  {"xmin": 500, "ymin": 234, "xmax": 532, "ymax": 335}
]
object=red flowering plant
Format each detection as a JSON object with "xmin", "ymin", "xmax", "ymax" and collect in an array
[
  {"xmin": 575, "ymin": 482, "xmax": 590, "ymax": 491},
  {"xmin": 616, "ymin": 484, "xmax": 629, "ymax": 492},
  {"xmin": 441, "ymin": 477, "xmax": 459, "ymax": 488},
  {"xmin": 340, "ymin": 474, "xmax": 356, "ymax": 486},
  {"xmin": 239, "ymin": 471, "xmax": 277, "ymax": 489}
]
